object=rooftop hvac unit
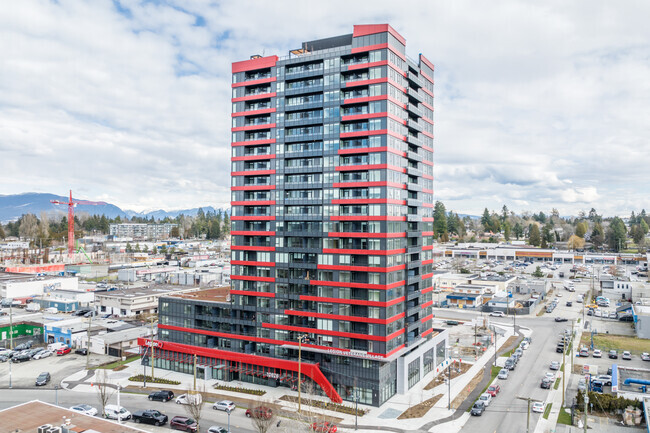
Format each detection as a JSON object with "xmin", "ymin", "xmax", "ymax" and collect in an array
[
  {"xmin": 37, "ymin": 425, "xmax": 53, "ymax": 433},
  {"xmin": 47, "ymin": 428, "xmax": 62, "ymax": 433}
]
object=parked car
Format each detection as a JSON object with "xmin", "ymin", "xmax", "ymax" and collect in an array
[
  {"xmin": 579, "ymin": 348, "xmax": 590, "ymax": 357},
  {"xmin": 213, "ymin": 400, "xmax": 236, "ymax": 412},
  {"xmin": 622, "ymin": 351, "xmax": 632, "ymax": 360},
  {"xmin": 33, "ymin": 350, "xmax": 53, "ymax": 360},
  {"xmin": 498, "ymin": 369, "xmax": 509, "ymax": 380},
  {"xmin": 489, "ymin": 311, "xmax": 505, "ymax": 317},
  {"xmin": 641, "ymin": 352, "xmax": 650, "ymax": 361},
  {"xmin": 595, "ymin": 375, "xmax": 612, "ymax": 386},
  {"xmin": 556, "ymin": 344, "xmax": 565, "ymax": 354},
  {"xmin": 487, "ymin": 385, "xmax": 501, "ymax": 397},
  {"xmin": 170, "ymin": 416, "xmax": 197, "ymax": 432},
  {"xmin": 478, "ymin": 393, "xmax": 492, "ymax": 407},
  {"xmin": 608, "ymin": 350, "xmax": 618, "ymax": 359},
  {"xmin": 566, "ymin": 302, "xmax": 572, "ymax": 307},
  {"xmin": 545, "ymin": 372, "xmax": 556, "ymax": 381},
  {"xmin": 246, "ymin": 406, "xmax": 273, "ymax": 419},
  {"xmin": 207, "ymin": 427, "xmax": 229, "ymax": 433},
  {"xmin": 521, "ymin": 341, "xmax": 529, "ymax": 350},
  {"xmin": 14, "ymin": 341, "xmax": 33, "ymax": 351},
  {"xmin": 555, "ymin": 317, "xmax": 568, "ymax": 322},
  {"xmin": 470, "ymin": 401, "xmax": 486, "ymax": 416},
  {"xmin": 591, "ymin": 380, "xmax": 604, "ymax": 393},
  {"xmin": 69, "ymin": 404, "xmax": 98, "ymax": 416},
  {"xmin": 550, "ymin": 361, "xmax": 560, "ymax": 370},
  {"xmin": 540, "ymin": 378, "xmax": 552, "ymax": 389},
  {"xmin": 175, "ymin": 394, "xmax": 202, "ymax": 405},
  {"xmin": 35, "ymin": 372, "xmax": 51, "ymax": 386},
  {"xmin": 132, "ymin": 409, "xmax": 168, "ymax": 426},
  {"xmin": 593, "ymin": 349, "xmax": 602, "ymax": 358},
  {"xmin": 148, "ymin": 390, "xmax": 174, "ymax": 402},
  {"xmin": 74, "ymin": 348, "xmax": 88, "ymax": 356},
  {"xmin": 13, "ymin": 352, "xmax": 31, "ymax": 363},
  {"xmin": 311, "ymin": 421, "xmax": 338, "ymax": 432},
  {"xmin": 103, "ymin": 405, "xmax": 131, "ymax": 420},
  {"xmin": 532, "ymin": 402, "xmax": 545, "ymax": 413},
  {"xmin": 56, "ymin": 346, "xmax": 71, "ymax": 356}
]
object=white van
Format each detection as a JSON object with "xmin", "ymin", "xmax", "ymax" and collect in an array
[
  {"xmin": 47, "ymin": 342, "xmax": 67, "ymax": 351},
  {"xmin": 103, "ymin": 405, "xmax": 131, "ymax": 420}
]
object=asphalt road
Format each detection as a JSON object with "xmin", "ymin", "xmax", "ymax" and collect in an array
[{"xmin": 0, "ymin": 388, "xmax": 279, "ymax": 433}]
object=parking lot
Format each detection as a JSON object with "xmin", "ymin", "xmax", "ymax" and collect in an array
[{"xmin": 0, "ymin": 350, "xmax": 115, "ymax": 388}]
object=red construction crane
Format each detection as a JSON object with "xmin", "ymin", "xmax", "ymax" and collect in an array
[{"xmin": 51, "ymin": 190, "xmax": 107, "ymax": 258}]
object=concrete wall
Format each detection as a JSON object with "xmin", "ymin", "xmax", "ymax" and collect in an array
[
  {"xmin": 635, "ymin": 315, "xmax": 650, "ymax": 339},
  {"xmin": 396, "ymin": 329, "xmax": 449, "ymax": 394}
]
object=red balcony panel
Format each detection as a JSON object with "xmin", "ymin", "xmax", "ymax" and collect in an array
[
  {"xmin": 231, "ymin": 92, "xmax": 277, "ymax": 103},
  {"xmin": 422, "ymin": 116, "xmax": 434, "ymax": 125},
  {"xmin": 422, "ymin": 160, "xmax": 434, "ymax": 167},
  {"xmin": 386, "ymin": 327, "xmax": 407, "ymax": 342},
  {"xmin": 322, "ymin": 248, "xmax": 406, "ymax": 255},
  {"xmin": 421, "ymin": 300, "xmax": 434, "ymax": 309},
  {"xmin": 230, "ymin": 216, "xmax": 275, "ymax": 221},
  {"xmin": 230, "ymin": 245, "xmax": 275, "ymax": 251},
  {"xmin": 386, "ymin": 343, "xmax": 406, "ymax": 358},
  {"xmin": 231, "ymin": 108, "xmax": 276, "ymax": 118},
  {"xmin": 422, "ymin": 245, "xmax": 433, "ymax": 251},
  {"xmin": 421, "ymin": 286, "xmax": 434, "ymax": 294},
  {"xmin": 421, "ymin": 70, "xmax": 434, "ymax": 84},
  {"xmin": 423, "ymin": 203, "xmax": 434, "ymax": 208},
  {"xmin": 422, "ymin": 101, "xmax": 434, "ymax": 111},
  {"xmin": 421, "ymin": 272, "xmax": 434, "ymax": 280},
  {"xmin": 342, "ymin": 95, "xmax": 388, "ymax": 105},
  {"xmin": 232, "ymin": 138, "xmax": 276, "ymax": 147},
  {"xmin": 421, "ymin": 313, "xmax": 434, "ymax": 324},
  {"xmin": 231, "ymin": 185, "xmax": 276, "ymax": 191},
  {"xmin": 231, "ymin": 123, "xmax": 276, "ymax": 132},
  {"xmin": 231, "ymin": 154, "xmax": 276, "ymax": 162},
  {"xmin": 338, "ymin": 146, "xmax": 406, "ymax": 157},
  {"xmin": 345, "ymin": 60, "xmax": 388, "ymax": 71},
  {"xmin": 232, "ymin": 76, "xmax": 277, "ymax": 88},
  {"xmin": 423, "ymin": 174, "xmax": 434, "ymax": 180},
  {"xmin": 422, "ymin": 188, "xmax": 434, "ymax": 194},
  {"xmin": 230, "ymin": 230, "xmax": 275, "ymax": 236},
  {"xmin": 422, "ymin": 259, "xmax": 435, "ymax": 265},
  {"xmin": 343, "ymin": 77, "xmax": 387, "ymax": 89},
  {"xmin": 421, "ymin": 87, "xmax": 434, "ymax": 98},
  {"xmin": 421, "ymin": 327, "xmax": 434, "ymax": 338},
  {"xmin": 231, "ymin": 260, "xmax": 276, "ymax": 267},
  {"xmin": 421, "ymin": 145, "xmax": 433, "ymax": 152},
  {"xmin": 421, "ymin": 130, "xmax": 434, "ymax": 139}
]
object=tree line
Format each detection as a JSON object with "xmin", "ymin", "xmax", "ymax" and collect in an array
[
  {"xmin": 0, "ymin": 208, "xmax": 230, "ymax": 247},
  {"xmin": 432, "ymin": 203, "xmax": 649, "ymax": 252}
]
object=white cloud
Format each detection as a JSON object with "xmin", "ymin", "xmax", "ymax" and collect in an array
[{"xmin": 0, "ymin": 0, "xmax": 648, "ymax": 216}]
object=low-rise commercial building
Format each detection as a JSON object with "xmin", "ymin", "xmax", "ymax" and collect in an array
[
  {"xmin": 109, "ymin": 223, "xmax": 178, "ymax": 240},
  {"xmin": 95, "ymin": 285, "xmax": 200, "ymax": 317},
  {"xmin": 90, "ymin": 325, "xmax": 155, "ymax": 357},
  {"xmin": 0, "ymin": 272, "xmax": 78, "ymax": 299}
]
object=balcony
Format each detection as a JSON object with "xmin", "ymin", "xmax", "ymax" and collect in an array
[
  {"xmin": 407, "ymin": 88, "xmax": 423, "ymax": 102},
  {"xmin": 407, "ymin": 103, "xmax": 423, "ymax": 118},
  {"xmin": 407, "ymin": 119, "xmax": 423, "ymax": 133},
  {"xmin": 407, "ymin": 71, "xmax": 424, "ymax": 87},
  {"xmin": 406, "ymin": 134, "xmax": 422, "ymax": 147}
]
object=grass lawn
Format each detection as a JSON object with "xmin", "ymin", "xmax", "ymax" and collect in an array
[
  {"xmin": 93, "ymin": 355, "xmax": 140, "ymax": 370},
  {"xmin": 560, "ymin": 362, "xmax": 565, "ymax": 372},
  {"xmin": 543, "ymin": 403, "xmax": 552, "ymax": 419},
  {"xmin": 557, "ymin": 407, "xmax": 572, "ymax": 425},
  {"xmin": 554, "ymin": 378, "xmax": 561, "ymax": 390},
  {"xmin": 581, "ymin": 334, "xmax": 650, "ymax": 352}
]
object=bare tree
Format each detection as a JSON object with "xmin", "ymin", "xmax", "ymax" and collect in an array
[
  {"xmin": 182, "ymin": 386, "xmax": 205, "ymax": 431},
  {"xmin": 19, "ymin": 213, "xmax": 39, "ymax": 240},
  {"xmin": 248, "ymin": 399, "xmax": 277, "ymax": 433},
  {"xmin": 95, "ymin": 369, "xmax": 115, "ymax": 417}
]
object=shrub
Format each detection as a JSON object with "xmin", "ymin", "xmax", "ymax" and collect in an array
[
  {"xmin": 128, "ymin": 375, "xmax": 180, "ymax": 385},
  {"xmin": 212, "ymin": 384, "xmax": 265, "ymax": 396}
]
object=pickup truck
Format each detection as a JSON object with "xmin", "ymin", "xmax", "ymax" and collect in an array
[{"xmin": 132, "ymin": 410, "xmax": 168, "ymax": 426}]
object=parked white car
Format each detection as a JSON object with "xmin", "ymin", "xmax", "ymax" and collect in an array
[
  {"xmin": 498, "ymin": 369, "xmax": 509, "ymax": 380},
  {"xmin": 175, "ymin": 393, "xmax": 203, "ymax": 405},
  {"xmin": 489, "ymin": 311, "xmax": 505, "ymax": 317},
  {"xmin": 33, "ymin": 350, "xmax": 53, "ymax": 360},
  {"xmin": 532, "ymin": 402, "xmax": 545, "ymax": 413},
  {"xmin": 70, "ymin": 404, "xmax": 98, "ymax": 416},
  {"xmin": 103, "ymin": 405, "xmax": 131, "ymax": 420},
  {"xmin": 478, "ymin": 393, "xmax": 492, "ymax": 407}
]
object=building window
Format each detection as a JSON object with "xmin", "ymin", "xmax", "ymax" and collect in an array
[{"xmin": 408, "ymin": 359, "xmax": 420, "ymax": 389}]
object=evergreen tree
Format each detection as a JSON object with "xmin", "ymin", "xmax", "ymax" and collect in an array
[
  {"xmin": 513, "ymin": 222, "xmax": 523, "ymax": 240},
  {"xmin": 0, "ymin": 224, "xmax": 5, "ymax": 239},
  {"xmin": 575, "ymin": 221, "xmax": 588, "ymax": 238},
  {"xmin": 433, "ymin": 201, "xmax": 448, "ymax": 239},
  {"xmin": 481, "ymin": 208, "xmax": 491, "ymax": 232},
  {"xmin": 223, "ymin": 212, "xmax": 230, "ymax": 236},
  {"xmin": 606, "ymin": 217, "xmax": 627, "ymax": 252},
  {"xmin": 529, "ymin": 224, "xmax": 541, "ymax": 246},
  {"xmin": 503, "ymin": 221, "xmax": 511, "ymax": 241},
  {"xmin": 591, "ymin": 223, "xmax": 605, "ymax": 248},
  {"xmin": 641, "ymin": 219, "xmax": 649, "ymax": 235}
]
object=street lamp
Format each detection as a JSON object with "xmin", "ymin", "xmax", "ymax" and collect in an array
[{"xmin": 227, "ymin": 408, "xmax": 231, "ymax": 433}]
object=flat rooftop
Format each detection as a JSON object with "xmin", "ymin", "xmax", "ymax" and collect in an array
[
  {"xmin": 94, "ymin": 284, "xmax": 199, "ymax": 299},
  {"xmin": 0, "ymin": 272, "xmax": 69, "ymax": 284},
  {"xmin": 168, "ymin": 286, "xmax": 231, "ymax": 303},
  {"xmin": 0, "ymin": 400, "xmax": 147, "ymax": 432}
]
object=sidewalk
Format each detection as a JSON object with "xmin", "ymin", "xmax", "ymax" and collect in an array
[{"xmin": 60, "ymin": 322, "xmax": 521, "ymax": 432}]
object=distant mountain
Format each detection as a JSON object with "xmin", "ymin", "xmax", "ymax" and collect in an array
[{"xmin": 0, "ymin": 193, "xmax": 227, "ymax": 223}]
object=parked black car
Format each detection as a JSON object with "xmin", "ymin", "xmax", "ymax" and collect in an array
[
  {"xmin": 13, "ymin": 352, "xmax": 31, "ymax": 363},
  {"xmin": 148, "ymin": 390, "xmax": 174, "ymax": 402},
  {"xmin": 132, "ymin": 410, "xmax": 168, "ymax": 426},
  {"xmin": 36, "ymin": 372, "xmax": 51, "ymax": 386},
  {"xmin": 540, "ymin": 378, "xmax": 552, "ymax": 389},
  {"xmin": 608, "ymin": 350, "xmax": 618, "ymax": 359},
  {"xmin": 75, "ymin": 348, "xmax": 88, "ymax": 356},
  {"xmin": 471, "ymin": 401, "xmax": 486, "ymax": 416}
]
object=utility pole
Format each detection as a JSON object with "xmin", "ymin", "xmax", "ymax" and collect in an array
[
  {"xmin": 493, "ymin": 327, "xmax": 498, "ymax": 367},
  {"xmin": 9, "ymin": 304, "xmax": 13, "ymax": 350},
  {"xmin": 297, "ymin": 334, "xmax": 308, "ymax": 414},
  {"xmin": 86, "ymin": 309, "xmax": 94, "ymax": 369},
  {"xmin": 150, "ymin": 316, "xmax": 155, "ymax": 382},
  {"xmin": 584, "ymin": 394, "xmax": 589, "ymax": 433},
  {"xmin": 516, "ymin": 396, "xmax": 535, "ymax": 433},
  {"xmin": 562, "ymin": 333, "xmax": 566, "ymax": 406},
  {"xmin": 448, "ymin": 355, "xmax": 452, "ymax": 410}
]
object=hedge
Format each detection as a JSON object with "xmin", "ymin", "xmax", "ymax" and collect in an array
[
  {"xmin": 576, "ymin": 391, "xmax": 642, "ymax": 413},
  {"xmin": 128, "ymin": 375, "xmax": 180, "ymax": 385},
  {"xmin": 213, "ymin": 384, "xmax": 265, "ymax": 396}
]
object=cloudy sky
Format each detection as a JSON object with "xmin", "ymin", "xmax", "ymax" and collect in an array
[{"xmin": 1, "ymin": 1, "xmax": 649, "ymax": 216}]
